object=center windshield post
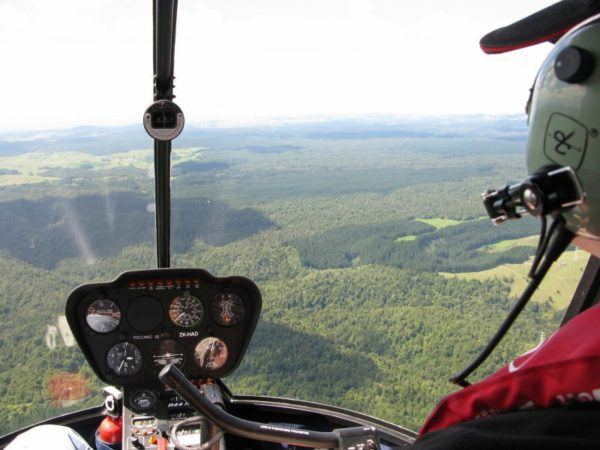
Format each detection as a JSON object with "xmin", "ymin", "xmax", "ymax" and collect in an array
[
  {"xmin": 145, "ymin": 0, "xmax": 184, "ymax": 268},
  {"xmin": 153, "ymin": 143, "xmax": 171, "ymax": 268}
]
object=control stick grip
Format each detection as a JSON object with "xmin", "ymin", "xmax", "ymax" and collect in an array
[{"xmin": 159, "ymin": 365, "xmax": 339, "ymax": 448}]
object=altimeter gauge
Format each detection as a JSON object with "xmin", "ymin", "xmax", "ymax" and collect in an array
[
  {"xmin": 169, "ymin": 292, "xmax": 204, "ymax": 328},
  {"xmin": 85, "ymin": 298, "xmax": 121, "ymax": 333},
  {"xmin": 211, "ymin": 293, "xmax": 245, "ymax": 326},
  {"xmin": 106, "ymin": 342, "xmax": 143, "ymax": 377},
  {"xmin": 194, "ymin": 337, "xmax": 228, "ymax": 371}
]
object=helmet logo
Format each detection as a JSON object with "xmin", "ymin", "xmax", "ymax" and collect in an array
[
  {"xmin": 544, "ymin": 113, "xmax": 588, "ymax": 170},
  {"xmin": 553, "ymin": 130, "xmax": 575, "ymax": 155}
]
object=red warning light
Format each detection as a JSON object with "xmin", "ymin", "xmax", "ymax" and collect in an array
[
  {"xmin": 166, "ymin": 279, "xmax": 174, "ymax": 286},
  {"xmin": 128, "ymin": 281, "xmax": 136, "ymax": 288}
]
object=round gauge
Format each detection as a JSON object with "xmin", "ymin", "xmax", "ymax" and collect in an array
[
  {"xmin": 194, "ymin": 337, "xmax": 228, "ymax": 371},
  {"xmin": 152, "ymin": 339, "xmax": 185, "ymax": 369},
  {"xmin": 169, "ymin": 292, "xmax": 204, "ymax": 328},
  {"xmin": 85, "ymin": 298, "xmax": 121, "ymax": 333},
  {"xmin": 127, "ymin": 296, "xmax": 163, "ymax": 332},
  {"xmin": 211, "ymin": 293, "xmax": 245, "ymax": 327},
  {"xmin": 130, "ymin": 390, "xmax": 157, "ymax": 412},
  {"xmin": 106, "ymin": 342, "xmax": 143, "ymax": 377}
]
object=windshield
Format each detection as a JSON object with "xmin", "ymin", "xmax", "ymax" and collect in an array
[{"xmin": 0, "ymin": 0, "xmax": 586, "ymax": 437}]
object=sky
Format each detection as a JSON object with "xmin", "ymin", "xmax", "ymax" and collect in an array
[{"xmin": 0, "ymin": 0, "xmax": 557, "ymax": 131}]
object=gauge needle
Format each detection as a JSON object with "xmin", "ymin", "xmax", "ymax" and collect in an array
[{"xmin": 119, "ymin": 345, "xmax": 129, "ymax": 372}]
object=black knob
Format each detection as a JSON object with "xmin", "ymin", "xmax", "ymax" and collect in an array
[
  {"xmin": 131, "ymin": 437, "xmax": 144, "ymax": 449},
  {"xmin": 554, "ymin": 46, "xmax": 594, "ymax": 83}
]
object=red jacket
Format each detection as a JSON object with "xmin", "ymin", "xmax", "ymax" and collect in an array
[{"xmin": 420, "ymin": 303, "xmax": 600, "ymax": 434}]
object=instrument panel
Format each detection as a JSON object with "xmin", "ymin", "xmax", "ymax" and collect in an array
[{"xmin": 66, "ymin": 268, "xmax": 261, "ymax": 385}]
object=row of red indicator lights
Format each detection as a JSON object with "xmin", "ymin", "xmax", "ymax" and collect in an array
[{"xmin": 128, "ymin": 279, "xmax": 201, "ymax": 289}]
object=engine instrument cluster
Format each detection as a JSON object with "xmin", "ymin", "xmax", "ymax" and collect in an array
[{"xmin": 66, "ymin": 268, "xmax": 261, "ymax": 385}]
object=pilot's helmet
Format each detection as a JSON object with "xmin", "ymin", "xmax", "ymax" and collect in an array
[{"xmin": 523, "ymin": 14, "xmax": 600, "ymax": 254}]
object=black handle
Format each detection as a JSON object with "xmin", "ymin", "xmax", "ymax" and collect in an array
[{"xmin": 159, "ymin": 364, "xmax": 339, "ymax": 448}]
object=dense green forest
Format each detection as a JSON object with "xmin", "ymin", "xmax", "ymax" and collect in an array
[
  {"xmin": 0, "ymin": 193, "xmax": 272, "ymax": 268},
  {"xmin": 0, "ymin": 116, "xmax": 580, "ymax": 435},
  {"xmin": 293, "ymin": 217, "xmax": 540, "ymax": 272}
]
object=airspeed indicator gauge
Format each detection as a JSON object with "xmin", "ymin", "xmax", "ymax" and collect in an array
[
  {"xmin": 169, "ymin": 292, "xmax": 204, "ymax": 328},
  {"xmin": 85, "ymin": 298, "xmax": 121, "ymax": 333}
]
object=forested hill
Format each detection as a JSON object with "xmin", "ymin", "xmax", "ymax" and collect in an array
[
  {"xmin": 294, "ymin": 217, "xmax": 540, "ymax": 272},
  {"xmin": 0, "ymin": 193, "xmax": 273, "ymax": 268},
  {"xmin": 0, "ymin": 116, "xmax": 584, "ymax": 435}
]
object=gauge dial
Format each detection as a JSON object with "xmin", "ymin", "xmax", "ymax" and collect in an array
[
  {"xmin": 194, "ymin": 337, "xmax": 228, "ymax": 371},
  {"xmin": 169, "ymin": 292, "xmax": 204, "ymax": 328},
  {"xmin": 85, "ymin": 298, "xmax": 121, "ymax": 333},
  {"xmin": 106, "ymin": 342, "xmax": 143, "ymax": 377},
  {"xmin": 211, "ymin": 293, "xmax": 245, "ymax": 327},
  {"xmin": 152, "ymin": 339, "xmax": 185, "ymax": 369},
  {"xmin": 130, "ymin": 390, "xmax": 157, "ymax": 411}
]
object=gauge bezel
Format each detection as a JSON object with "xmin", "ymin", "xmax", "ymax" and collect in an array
[
  {"xmin": 106, "ymin": 342, "xmax": 144, "ymax": 377},
  {"xmin": 127, "ymin": 295, "xmax": 164, "ymax": 332},
  {"xmin": 168, "ymin": 292, "xmax": 204, "ymax": 328},
  {"xmin": 193, "ymin": 337, "xmax": 229, "ymax": 371},
  {"xmin": 85, "ymin": 298, "xmax": 121, "ymax": 333},
  {"xmin": 129, "ymin": 389, "xmax": 157, "ymax": 412},
  {"xmin": 151, "ymin": 339, "xmax": 186, "ymax": 370},
  {"xmin": 210, "ymin": 292, "xmax": 246, "ymax": 327}
]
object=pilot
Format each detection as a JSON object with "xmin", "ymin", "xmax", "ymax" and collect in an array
[{"xmin": 412, "ymin": 3, "xmax": 600, "ymax": 449}]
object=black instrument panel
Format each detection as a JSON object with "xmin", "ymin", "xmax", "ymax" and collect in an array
[{"xmin": 66, "ymin": 268, "xmax": 261, "ymax": 386}]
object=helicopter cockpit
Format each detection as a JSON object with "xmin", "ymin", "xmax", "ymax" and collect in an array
[
  {"xmin": 3, "ymin": 0, "xmax": 600, "ymax": 449},
  {"xmin": 0, "ymin": 1, "xmax": 423, "ymax": 448}
]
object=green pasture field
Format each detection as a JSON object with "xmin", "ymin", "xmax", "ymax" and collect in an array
[
  {"xmin": 485, "ymin": 235, "xmax": 539, "ymax": 252},
  {"xmin": 414, "ymin": 217, "xmax": 464, "ymax": 229},
  {"xmin": 442, "ymin": 249, "xmax": 588, "ymax": 310},
  {"xmin": 0, "ymin": 148, "xmax": 204, "ymax": 186}
]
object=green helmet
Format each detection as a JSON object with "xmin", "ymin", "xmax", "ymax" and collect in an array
[{"xmin": 526, "ymin": 15, "xmax": 600, "ymax": 239}]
